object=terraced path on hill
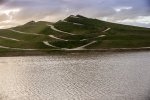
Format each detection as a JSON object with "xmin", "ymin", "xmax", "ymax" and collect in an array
[
  {"xmin": 44, "ymin": 24, "xmax": 110, "ymax": 50},
  {"xmin": 0, "ymin": 15, "xmax": 150, "ymax": 52},
  {"xmin": 47, "ymin": 24, "xmax": 76, "ymax": 35},
  {"xmin": 0, "ymin": 19, "xmax": 111, "ymax": 51}
]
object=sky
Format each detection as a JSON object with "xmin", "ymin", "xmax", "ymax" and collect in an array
[{"xmin": 0, "ymin": 0, "xmax": 150, "ymax": 29}]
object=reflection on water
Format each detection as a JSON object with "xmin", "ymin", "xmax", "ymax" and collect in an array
[{"xmin": 0, "ymin": 52, "xmax": 150, "ymax": 100}]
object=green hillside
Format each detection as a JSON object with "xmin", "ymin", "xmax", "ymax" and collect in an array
[{"xmin": 0, "ymin": 15, "xmax": 150, "ymax": 53}]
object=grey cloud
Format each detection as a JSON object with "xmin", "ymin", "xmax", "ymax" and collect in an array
[
  {"xmin": 0, "ymin": 0, "xmax": 150, "ymax": 28},
  {"xmin": 0, "ymin": 14, "xmax": 8, "ymax": 21},
  {"xmin": 0, "ymin": 0, "xmax": 8, "ymax": 4}
]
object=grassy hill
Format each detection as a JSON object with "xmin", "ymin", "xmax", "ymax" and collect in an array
[{"xmin": 0, "ymin": 15, "xmax": 150, "ymax": 54}]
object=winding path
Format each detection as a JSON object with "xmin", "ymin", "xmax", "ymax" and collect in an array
[
  {"xmin": 3, "ymin": 27, "xmax": 111, "ymax": 50},
  {"xmin": 42, "ymin": 40, "xmax": 97, "ymax": 50},
  {"xmin": 0, "ymin": 36, "xmax": 20, "ymax": 41},
  {"xmin": 80, "ymin": 39, "xmax": 88, "ymax": 41},
  {"xmin": 97, "ymin": 35, "xmax": 106, "ymax": 38},
  {"xmin": 0, "ymin": 45, "xmax": 38, "ymax": 51},
  {"xmin": 66, "ymin": 41, "xmax": 97, "ymax": 50},
  {"xmin": 43, "ymin": 41, "xmax": 60, "ymax": 48},
  {"xmin": 102, "ymin": 28, "xmax": 111, "ymax": 32},
  {"xmin": 49, "ymin": 35, "xmax": 68, "ymax": 41},
  {"xmin": 80, "ymin": 28, "xmax": 111, "ymax": 41},
  {"xmin": 8, "ymin": 29, "xmax": 43, "ymax": 36},
  {"xmin": 62, "ymin": 20, "xmax": 83, "ymax": 26},
  {"xmin": 47, "ymin": 24, "xmax": 76, "ymax": 35}
]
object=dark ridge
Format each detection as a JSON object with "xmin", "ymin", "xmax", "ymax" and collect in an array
[
  {"xmin": 76, "ymin": 15, "xmax": 87, "ymax": 18},
  {"xmin": 24, "ymin": 21, "xmax": 36, "ymax": 25}
]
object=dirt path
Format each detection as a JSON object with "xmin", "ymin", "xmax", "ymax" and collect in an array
[
  {"xmin": 47, "ymin": 25, "xmax": 76, "ymax": 35},
  {"xmin": 102, "ymin": 28, "xmax": 111, "ymax": 32},
  {"xmin": 8, "ymin": 29, "xmax": 43, "ymax": 36},
  {"xmin": 66, "ymin": 41, "xmax": 97, "ymax": 50},
  {"xmin": 43, "ymin": 41, "xmax": 60, "ymax": 48},
  {"xmin": 0, "ymin": 36, "xmax": 21, "ymax": 41},
  {"xmin": 0, "ymin": 45, "xmax": 38, "ymax": 50},
  {"xmin": 49, "ymin": 35, "xmax": 68, "ymax": 41},
  {"xmin": 62, "ymin": 20, "xmax": 83, "ymax": 26}
]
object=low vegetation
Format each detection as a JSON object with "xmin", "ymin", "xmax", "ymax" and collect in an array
[{"xmin": 0, "ymin": 15, "xmax": 150, "ymax": 53}]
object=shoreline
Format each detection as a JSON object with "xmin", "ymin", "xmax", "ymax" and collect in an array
[{"xmin": 0, "ymin": 47, "xmax": 150, "ymax": 57}]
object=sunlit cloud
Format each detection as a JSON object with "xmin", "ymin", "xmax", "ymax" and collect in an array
[
  {"xmin": 114, "ymin": 6, "xmax": 133, "ymax": 12},
  {"xmin": 0, "ymin": 8, "xmax": 20, "ymax": 15},
  {"xmin": 0, "ymin": 8, "xmax": 21, "ymax": 24}
]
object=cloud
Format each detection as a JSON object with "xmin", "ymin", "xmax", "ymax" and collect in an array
[
  {"xmin": 0, "ymin": 0, "xmax": 9, "ymax": 5},
  {"xmin": 0, "ymin": 0, "xmax": 5, "ymax": 4},
  {"xmin": 0, "ymin": 8, "xmax": 21, "ymax": 23},
  {"xmin": 114, "ymin": 6, "xmax": 133, "ymax": 12},
  {"xmin": 115, "ymin": 16, "xmax": 150, "ymax": 28},
  {"xmin": 0, "ymin": 0, "xmax": 150, "ymax": 28},
  {"xmin": 117, "ymin": 16, "xmax": 150, "ymax": 25}
]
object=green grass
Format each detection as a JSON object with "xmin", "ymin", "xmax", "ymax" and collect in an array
[
  {"xmin": 0, "ymin": 15, "xmax": 150, "ymax": 52},
  {"xmin": 65, "ymin": 15, "xmax": 107, "ymax": 30},
  {"xmin": 54, "ymin": 21, "xmax": 90, "ymax": 34},
  {"xmin": 86, "ymin": 40, "xmax": 150, "ymax": 49},
  {"xmin": 62, "ymin": 33, "xmax": 103, "ymax": 40},
  {"xmin": 0, "ymin": 29, "xmax": 57, "ymax": 42},
  {"xmin": 54, "ymin": 15, "xmax": 107, "ymax": 34},
  {"xmin": 0, "ymin": 38, "xmax": 55, "ymax": 49},
  {"xmin": 102, "ymin": 40, "xmax": 150, "ymax": 48},
  {"xmin": 12, "ymin": 21, "xmax": 52, "ymax": 34},
  {"xmin": 50, "ymin": 41, "xmax": 90, "ymax": 49},
  {"xmin": 39, "ymin": 25, "xmax": 71, "ymax": 38}
]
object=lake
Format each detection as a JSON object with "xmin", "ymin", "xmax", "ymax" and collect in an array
[{"xmin": 0, "ymin": 51, "xmax": 150, "ymax": 100}]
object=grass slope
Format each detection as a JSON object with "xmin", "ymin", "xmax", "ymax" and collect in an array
[{"xmin": 0, "ymin": 15, "xmax": 150, "ymax": 52}]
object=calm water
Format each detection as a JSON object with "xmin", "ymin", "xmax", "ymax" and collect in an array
[{"xmin": 0, "ymin": 52, "xmax": 150, "ymax": 100}]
